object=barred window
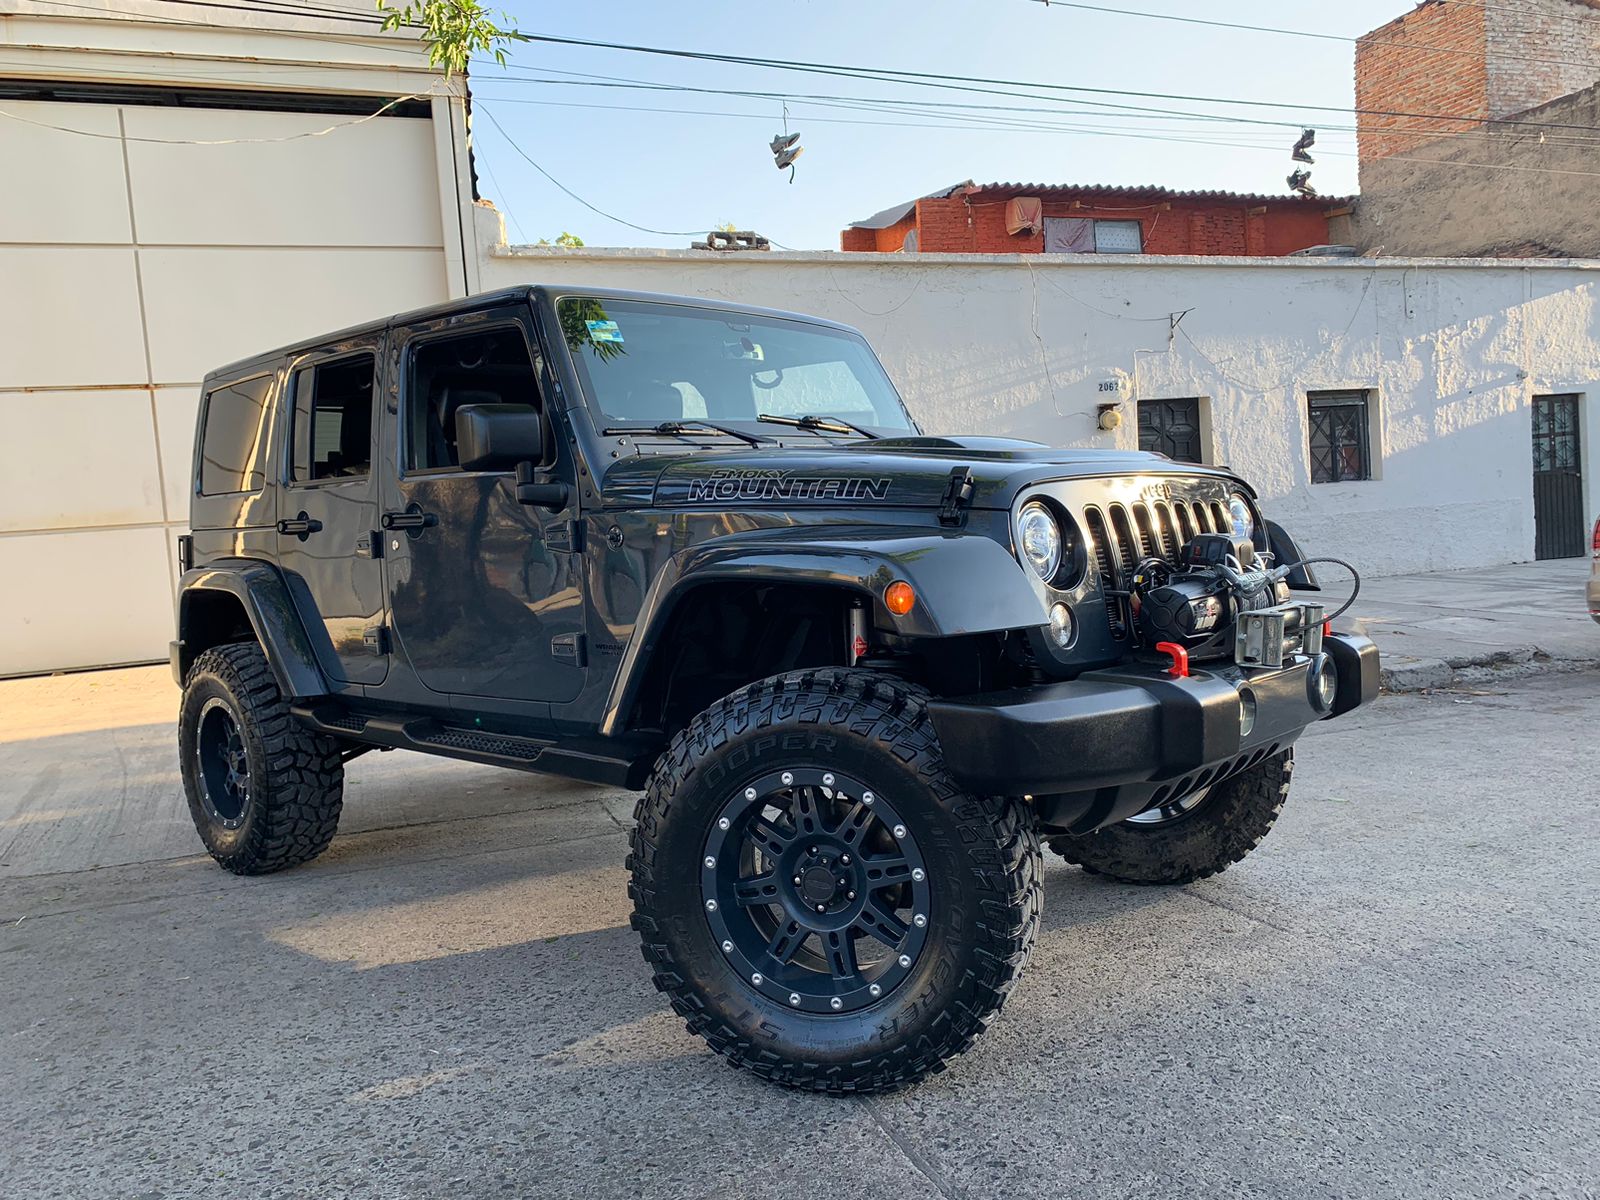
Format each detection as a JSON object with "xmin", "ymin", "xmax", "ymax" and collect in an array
[{"xmin": 1307, "ymin": 390, "xmax": 1373, "ymax": 483}]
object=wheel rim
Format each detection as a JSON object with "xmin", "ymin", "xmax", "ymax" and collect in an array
[
  {"xmin": 195, "ymin": 697, "xmax": 250, "ymax": 828},
  {"xmin": 1125, "ymin": 785, "xmax": 1211, "ymax": 827},
  {"xmin": 701, "ymin": 768, "xmax": 931, "ymax": 1015}
]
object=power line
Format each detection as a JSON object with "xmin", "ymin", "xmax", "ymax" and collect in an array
[
  {"xmin": 1019, "ymin": 0, "xmax": 1600, "ymax": 74},
  {"xmin": 509, "ymin": 32, "xmax": 1600, "ymax": 136},
  {"xmin": 474, "ymin": 101, "xmax": 711, "ymax": 239}
]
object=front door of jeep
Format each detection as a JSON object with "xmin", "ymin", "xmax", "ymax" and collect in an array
[
  {"xmin": 276, "ymin": 342, "xmax": 389, "ymax": 686},
  {"xmin": 378, "ymin": 305, "xmax": 586, "ymax": 704}
]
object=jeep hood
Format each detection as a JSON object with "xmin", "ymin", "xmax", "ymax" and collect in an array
[{"xmin": 598, "ymin": 434, "xmax": 1244, "ymax": 511}]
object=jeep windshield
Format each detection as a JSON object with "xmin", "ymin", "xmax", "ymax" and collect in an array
[{"xmin": 557, "ymin": 296, "xmax": 917, "ymax": 439}]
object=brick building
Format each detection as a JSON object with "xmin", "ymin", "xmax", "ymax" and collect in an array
[
  {"xmin": 1340, "ymin": 0, "xmax": 1600, "ymax": 257},
  {"xmin": 840, "ymin": 182, "xmax": 1348, "ymax": 257},
  {"xmin": 1355, "ymin": 0, "xmax": 1600, "ymax": 163}
]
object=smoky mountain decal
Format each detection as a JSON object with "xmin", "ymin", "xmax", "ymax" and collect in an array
[{"xmin": 684, "ymin": 468, "xmax": 892, "ymax": 503}]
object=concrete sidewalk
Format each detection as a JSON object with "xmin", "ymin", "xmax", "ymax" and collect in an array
[{"xmin": 1342, "ymin": 556, "xmax": 1599, "ymax": 691}]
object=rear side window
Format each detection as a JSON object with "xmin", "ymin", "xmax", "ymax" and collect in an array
[
  {"xmin": 199, "ymin": 374, "xmax": 273, "ymax": 495},
  {"xmin": 290, "ymin": 354, "xmax": 376, "ymax": 482}
]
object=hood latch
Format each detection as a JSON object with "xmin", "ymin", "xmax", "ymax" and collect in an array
[{"xmin": 937, "ymin": 467, "xmax": 975, "ymax": 528}]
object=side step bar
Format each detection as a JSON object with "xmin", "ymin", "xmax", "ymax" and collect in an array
[{"xmin": 292, "ymin": 705, "xmax": 657, "ymax": 789}]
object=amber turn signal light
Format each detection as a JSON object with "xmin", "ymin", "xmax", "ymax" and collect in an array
[{"xmin": 884, "ymin": 580, "xmax": 916, "ymax": 615}]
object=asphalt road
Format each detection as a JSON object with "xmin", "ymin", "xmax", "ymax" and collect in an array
[{"xmin": 2, "ymin": 672, "xmax": 1596, "ymax": 1199}]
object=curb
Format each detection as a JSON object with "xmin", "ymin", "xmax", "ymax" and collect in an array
[{"xmin": 1380, "ymin": 645, "xmax": 1600, "ymax": 693}]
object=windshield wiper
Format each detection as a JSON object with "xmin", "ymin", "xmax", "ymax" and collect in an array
[
  {"xmin": 602, "ymin": 420, "xmax": 771, "ymax": 447},
  {"xmin": 756, "ymin": 413, "xmax": 880, "ymax": 439}
]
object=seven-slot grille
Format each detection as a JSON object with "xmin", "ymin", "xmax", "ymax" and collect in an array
[{"xmin": 1080, "ymin": 495, "xmax": 1233, "ymax": 639}]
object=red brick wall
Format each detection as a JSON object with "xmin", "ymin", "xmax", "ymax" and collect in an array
[
  {"xmin": 838, "ymin": 213, "xmax": 918, "ymax": 252},
  {"xmin": 882, "ymin": 194, "xmax": 1330, "ymax": 256},
  {"xmin": 1356, "ymin": 1, "xmax": 1488, "ymax": 163}
]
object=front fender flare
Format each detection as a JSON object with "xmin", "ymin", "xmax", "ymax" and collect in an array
[
  {"xmin": 174, "ymin": 560, "xmax": 329, "ymax": 698},
  {"xmin": 600, "ymin": 525, "xmax": 1043, "ymax": 734}
]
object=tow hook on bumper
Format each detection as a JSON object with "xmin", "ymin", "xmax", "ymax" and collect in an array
[{"xmin": 925, "ymin": 632, "xmax": 1379, "ymax": 832}]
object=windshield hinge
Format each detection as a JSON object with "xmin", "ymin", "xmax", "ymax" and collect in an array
[
  {"xmin": 938, "ymin": 467, "xmax": 975, "ymax": 527},
  {"xmin": 545, "ymin": 519, "xmax": 583, "ymax": 553}
]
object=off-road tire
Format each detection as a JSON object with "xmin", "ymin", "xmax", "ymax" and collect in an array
[
  {"xmin": 629, "ymin": 668, "xmax": 1042, "ymax": 1094},
  {"xmin": 179, "ymin": 642, "xmax": 344, "ymax": 875},
  {"xmin": 1049, "ymin": 750, "xmax": 1293, "ymax": 885}
]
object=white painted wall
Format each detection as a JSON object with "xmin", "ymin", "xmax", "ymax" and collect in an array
[
  {"xmin": 480, "ymin": 215, "xmax": 1600, "ymax": 582},
  {"xmin": 0, "ymin": 3, "xmax": 470, "ymax": 675}
]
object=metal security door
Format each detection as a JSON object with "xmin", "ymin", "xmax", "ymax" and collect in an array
[
  {"xmin": 1138, "ymin": 398, "xmax": 1203, "ymax": 463},
  {"xmin": 1532, "ymin": 394, "xmax": 1584, "ymax": 560}
]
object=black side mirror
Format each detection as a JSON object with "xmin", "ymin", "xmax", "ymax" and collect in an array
[{"xmin": 455, "ymin": 403, "xmax": 544, "ymax": 471}]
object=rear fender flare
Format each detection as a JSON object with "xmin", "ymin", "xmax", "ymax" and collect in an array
[
  {"xmin": 600, "ymin": 528, "xmax": 1044, "ymax": 734},
  {"xmin": 175, "ymin": 560, "xmax": 329, "ymax": 698}
]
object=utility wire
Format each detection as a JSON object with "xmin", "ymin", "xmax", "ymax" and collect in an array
[
  {"xmin": 474, "ymin": 102, "xmax": 712, "ymax": 239},
  {"xmin": 511, "ymin": 32, "xmax": 1600, "ymax": 135},
  {"xmin": 1020, "ymin": 0, "xmax": 1600, "ymax": 73}
]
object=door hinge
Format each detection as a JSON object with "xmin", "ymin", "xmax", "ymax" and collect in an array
[
  {"xmin": 356, "ymin": 531, "xmax": 383, "ymax": 559},
  {"xmin": 938, "ymin": 466, "xmax": 975, "ymax": 527},
  {"xmin": 545, "ymin": 520, "xmax": 584, "ymax": 553},
  {"xmin": 551, "ymin": 632, "xmax": 587, "ymax": 667},
  {"xmin": 363, "ymin": 626, "xmax": 391, "ymax": 656}
]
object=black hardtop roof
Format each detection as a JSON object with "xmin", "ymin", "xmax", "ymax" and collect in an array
[{"xmin": 201, "ymin": 285, "xmax": 865, "ymax": 385}]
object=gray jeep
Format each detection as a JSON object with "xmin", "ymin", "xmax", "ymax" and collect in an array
[{"xmin": 173, "ymin": 285, "xmax": 1378, "ymax": 1092}]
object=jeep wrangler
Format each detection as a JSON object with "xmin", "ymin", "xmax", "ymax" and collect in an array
[{"xmin": 173, "ymin": 285, "xmax": 1378, "ymax": 1093}]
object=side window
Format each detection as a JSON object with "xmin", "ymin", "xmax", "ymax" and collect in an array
[
  {"xmin": 200, "ymin": 374, "xmax": 273, "ymax": 495},
  {"xmin": 290, "ymin": 354, "xmax": 376, "ymax": 482},
  {"xmin": 404, "ymin": 326, "xmax": 541, "ymax": 471}
]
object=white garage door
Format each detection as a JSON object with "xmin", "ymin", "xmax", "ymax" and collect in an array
[{"xmin": 0, "ymin": 84, "xmax": 456, "ymax": 675}]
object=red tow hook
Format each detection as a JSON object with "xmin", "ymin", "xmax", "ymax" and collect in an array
[{"xmin": 1155, "ymin": 641, "xmax": 1190, "ymax": 678}]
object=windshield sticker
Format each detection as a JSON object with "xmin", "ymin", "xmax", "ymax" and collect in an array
[
  {"xmin": 685, "ymin": 469, "xmax": 891, "ymax": 503},
  {"xmin": 585, "ymin": 319, "xmax": 624, "ymax": 344}
]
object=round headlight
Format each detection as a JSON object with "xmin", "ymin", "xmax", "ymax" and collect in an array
[
  {"xmin": 1016, "ymin": 502, "xmax": 1063, "ymax": 582},
  {"xmin": 1228, "ymin": 495, "xmax": 1255, "ymax": 544}
]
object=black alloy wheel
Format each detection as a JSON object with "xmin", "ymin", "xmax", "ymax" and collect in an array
[
  {"xmin": 630, "ymin": 668, "xmax": 1043, "ymax": 1094},
  {"xmin": 702, "ymin": 768, "xmax": 931, "ymax": 1015},
  {"xmin": 194, "ymin": 697, "xmax": 251, "ymax": 829}
]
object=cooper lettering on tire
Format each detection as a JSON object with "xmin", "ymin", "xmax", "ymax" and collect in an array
[{"xmin": 629, "ymin": 668, "xmax": 1042, "ymax": 1094}]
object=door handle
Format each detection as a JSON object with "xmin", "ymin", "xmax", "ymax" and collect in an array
[
  {"xmin": 381, "ymin": 509, "xmax": 438, "ymax": 531},
  {"xmin": 276, "ymin": 513, "xmax": 323, "ymax": 537}
]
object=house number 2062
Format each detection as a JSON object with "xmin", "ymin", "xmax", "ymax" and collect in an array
[{"xmin": 1098, "ymin": 380, "xmax": 1122, "ymax": 393}]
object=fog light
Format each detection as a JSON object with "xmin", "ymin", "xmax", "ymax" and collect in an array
[
  {"xmin": 885, "ymin": 580, "xmax": 916, "ymax": 615},
  {"xmin": 1308, "ymin": 654, "xmax": 1338, "ymax": 712},
  {"xmin": 1238, "ymin": 687, "xmax": 1257, "ymax": 737},
  {"xmin": 1048, "ymin": 603, "xmax": 1076, "ymax": 649}
]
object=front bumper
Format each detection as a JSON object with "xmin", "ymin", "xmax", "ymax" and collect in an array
[{"xmin": 927, "ymin": 632, "xmax": 1379, "ymax": 834}]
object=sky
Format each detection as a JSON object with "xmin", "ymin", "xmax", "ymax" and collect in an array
[{"xmin": 467, "ymin": 0, "xmax": 1419, "ymax": 251}]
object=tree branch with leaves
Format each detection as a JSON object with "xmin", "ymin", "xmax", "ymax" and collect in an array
[{"xmin": 376, "ymin": 0, "xmax": 526, "ymax": 76}]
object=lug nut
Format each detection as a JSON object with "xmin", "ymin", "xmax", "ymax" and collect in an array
[
  {"xmin": 898, "ymin": 954, "xmax": 912, "ymax": 968},
  {"xmin": 838, "ymin": 878, "xmax": 848, "ymax": 887},
  {"xmin": 840, "ymin": 854, "xmax": 851, "ymax": 865},
  {"xmin": 914, "ymin": 914, "xmax": 927, "ymax": 927},
  {"xmin": 911, "ymin": 868, "xmax": 925, "ymax": 882},
  {"xmin": 705, "ymin": 899, "xmax": 718, "ymax": 911},
  {"xmin": 869, "ymin": 983, "xmax": 882, "ymax": 997},
  {"xmin": 847, "ymin": 891, "xmax": 856, "ymax": 900},
  {"xmin": 816, "ymin": 903, "xmax": 827, "ymax": 913},
  {"xmin": 789, "ymin": 993, "xmax": 801, "ymax": 1006},
  {"xmin": 830, "ymin": 997, "xmax": 843, "ymax": 1010},
  {"xmin": 751, "ymin": 973, "xmax": 763, "ymax": 985},
  {"xmin": 793, "ymin": 875, "xmax": 803, "ymax": 885},
  {"xmin": 704, "ymin": 856, "xmax": 716, "ymax": 869},
  {"xmin": 808, "ymin": 846, "xmax": 818, "ymax": 855},
  {"xmin": 721, "ymin": 940, "xmax": 733, "ymax": 953}
]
